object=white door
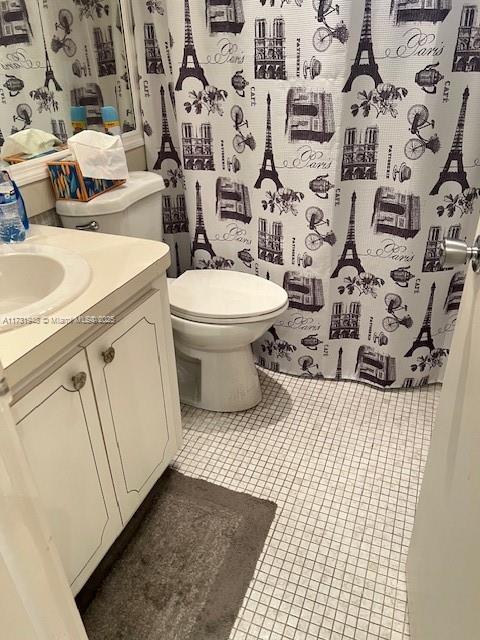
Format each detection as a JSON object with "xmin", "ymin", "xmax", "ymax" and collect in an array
[
  {"xmin": 407, "ymin": 231, "xmax": 480, "ymax": 638},
  {"xmin": 12, "ymin": 350, "xmax": 123, "ymax": 595},
  {"xmin": 87, "ymin": 289, "xmax": 181, "ymax": 525}
]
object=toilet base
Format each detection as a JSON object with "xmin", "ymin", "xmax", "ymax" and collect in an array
[{"xmin": 175, "ymin": 344, "xmax": 262, "ymax": 412}]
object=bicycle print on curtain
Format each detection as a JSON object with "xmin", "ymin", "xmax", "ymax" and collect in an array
[{"xmin": 133, "ymin": 0, "xmax": 480, "ymax": 389}]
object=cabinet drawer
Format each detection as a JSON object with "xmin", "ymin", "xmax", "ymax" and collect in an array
[
  {"xmin": 87, "ymin": 289, "xmax": 179, "ymax": 525},
  {"xmin": 12, "ymin": 350, "xmax": 122, "ymax": 595}
]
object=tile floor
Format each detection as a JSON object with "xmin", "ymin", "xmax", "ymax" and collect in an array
[{"xmin": 173, "ymin": 370, "xmax": 441, "ymax": 640}]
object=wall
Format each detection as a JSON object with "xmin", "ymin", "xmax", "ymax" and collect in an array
[{"xmin": 23, "ymin": 145, "xmax": 147, "ymax": 221}]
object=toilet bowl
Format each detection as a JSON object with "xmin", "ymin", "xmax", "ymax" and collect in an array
[
  {"xmin": 56, "ymin": 172, "xmax": 289, "ymax": 412},
  {"xmin": 168, "ymin": 270, "xmax": 288, "ymax": 412}
]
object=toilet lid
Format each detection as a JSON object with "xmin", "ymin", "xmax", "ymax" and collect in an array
[{"xmin": 168, "ymin": 271, "xmax": 288, "ymax": 321}]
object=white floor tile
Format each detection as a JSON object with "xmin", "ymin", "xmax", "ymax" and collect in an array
[{"xmin": 174, "ymin": 369, "xmax": 440, "ymax": 640}]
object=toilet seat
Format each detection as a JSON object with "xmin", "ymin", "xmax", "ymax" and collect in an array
[
  {"xmin": 171, "ymin": 305, "xmax": 289, "ymax": 325},
  {"xmin": 168, "ymin": 270, "xmax": 288, "ymax": 325}
]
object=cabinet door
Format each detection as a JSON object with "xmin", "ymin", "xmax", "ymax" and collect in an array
[
  {"xmin": 12, "ymin": 351, "xmax": 122, "ymax": 595},
  {"xmin": 87, "ymin": 289, "xmax": 181, "ymax": 525}
]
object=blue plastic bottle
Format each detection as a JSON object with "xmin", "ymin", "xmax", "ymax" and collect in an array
[
  {"xmin": 101, "ymin": 106, "xmax": 121, "ymax": 136},
  {"xmin": 0, "ymin": 172, "xmax": 26, "ymax": 243},
  {"xmin": 71, "ymin": 105, "xmax": 88, "ymax": 134}
]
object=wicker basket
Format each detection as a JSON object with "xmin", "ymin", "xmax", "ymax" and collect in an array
[{"xmin": 47, "ymin": 159, "xmax": 125, "ymax": 202}]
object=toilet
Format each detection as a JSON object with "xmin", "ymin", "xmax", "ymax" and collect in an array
[
  {"xmin": 57, "ymin": 171, "xmax": 288, "ymax": 412},
  {"xmin": 169, "ymin": 270, "xmax": 288, "ymax": 412}
]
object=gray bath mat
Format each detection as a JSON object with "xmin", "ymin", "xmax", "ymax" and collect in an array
[{"xmin": 82, "ymin": 468, "xmax": 276, "ymax": 640}]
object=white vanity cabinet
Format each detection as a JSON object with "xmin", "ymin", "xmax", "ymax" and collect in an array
[
  {"xmin": 11, "ymin": 286, "xmax": 182, "ymax": 595},
  {"xmin": 86, "ymin": 290, "xmax": 179, "ymax": 525},
  {"xmin": 12, "ymin": 350, "xmax": 123, "ymax": 595}
]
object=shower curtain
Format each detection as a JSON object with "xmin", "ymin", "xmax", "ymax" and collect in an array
[{"xmin": 132, "ymin": 0, "xmax": 480, "ymax": 388}]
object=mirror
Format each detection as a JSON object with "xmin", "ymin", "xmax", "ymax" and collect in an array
[{"xmin": 0, "ymin": 0, "xmax": 135, "ymax": 163}]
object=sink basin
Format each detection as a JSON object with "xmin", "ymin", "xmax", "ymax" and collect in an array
[{"xmin": 0, "ymin": 244, "xmax": 91, "ymax": 331}]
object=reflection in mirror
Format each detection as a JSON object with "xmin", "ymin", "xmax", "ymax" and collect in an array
[{"xmin": 0, "ymin": 0, "xmax": 135, "ymax": 163}]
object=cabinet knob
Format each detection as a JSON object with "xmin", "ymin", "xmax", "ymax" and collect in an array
[
  {"xmin": 102, "ymin": 346, "xmax": 116, "ymax": 364},
  {"xmin": 71, "ymin": 372, "xmax": 87, "ymax": 391}
]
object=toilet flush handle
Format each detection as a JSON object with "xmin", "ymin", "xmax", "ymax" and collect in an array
[{"xmin": 76, "ymin": 220, "xmax": 99, "ymax": 232}]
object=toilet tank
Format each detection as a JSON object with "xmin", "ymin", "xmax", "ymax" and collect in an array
[{"xmin": 56, "ymin": 171, "xmax": 165, "ymax": 241}]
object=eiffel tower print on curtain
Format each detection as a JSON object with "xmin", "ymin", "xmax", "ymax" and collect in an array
[
  {"xmin": 192, "ymin": 181, "xmax": 215, "ymax": 259},
  {"xmin": 405, "ymin": 283, "xmax": 436, "ymax": 357},
  {"xmin": 255, "ymin": 93, "xmax": 283, "ymax": 190},
  {"xmin": 343, "ymin": 0, "xmax": 382, "ymax": 93},
  {"xmin": 331, "ymin": 192, "xmax": 365, "ymax": 278},
  {"xmin": 335, "ymin": 347, "xmax": 343, "ymax": 381},
  {"xmin": 154, "ymin": 86, "xmax": 180, "ymax": 170},
  {"xmin": 174, "ymin": 242, "xmax": 181, "ymax": 277},
  {"xmin": 176, "ymin": 0, "xmax": 209, "ymax": 91},
  {"xmin": 37, "ymin": 0, "xmax": 62, "ymax": 91},
  {"xmin": 430, "ymin": 87, "xmax": 470, "ymax": 195}
]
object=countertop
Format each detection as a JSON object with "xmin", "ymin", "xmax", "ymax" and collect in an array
[{"xmin": 0, "ymin": 224, "xmax": 171, "ymax": 390}]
